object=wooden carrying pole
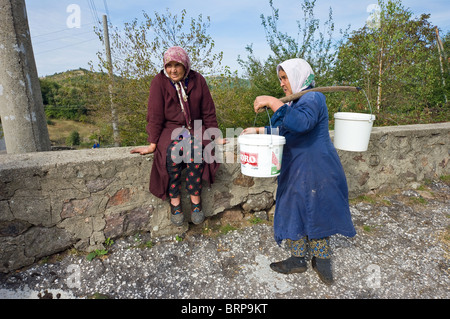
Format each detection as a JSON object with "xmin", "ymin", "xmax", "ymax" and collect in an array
[{"xmin": 279, "ymin": 86, "xmax": 362, "ymax": 104}]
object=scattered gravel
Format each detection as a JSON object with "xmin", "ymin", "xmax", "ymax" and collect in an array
[{"xmin": 1, "ymin": 182, "xmax": 449, "ymax": 300}]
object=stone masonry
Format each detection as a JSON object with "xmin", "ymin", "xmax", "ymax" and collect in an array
[{"xmin": 0, "ymin": 123, "xmax": 449, "ymax": 273}]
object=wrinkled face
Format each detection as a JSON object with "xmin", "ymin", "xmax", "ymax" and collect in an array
[
  {"xmin": 165, "ymin": 61, "xmax": 186, "ymax": 82},
  {"xmin": 278, "ymin": 70, "xmax": 292, "ymax": 96}
]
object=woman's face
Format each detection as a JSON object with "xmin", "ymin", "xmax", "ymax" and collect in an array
[
  {"xmin": 278, "ymin": 70, "xmax": 292, "ymax": 96},
  {"xmin": 165, "ymin": 61, "xmax": 186, "ymax": 82}
]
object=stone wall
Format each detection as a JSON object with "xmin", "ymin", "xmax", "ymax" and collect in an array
[
  {"xmin": 1, "ymin": 122, "xmax": 449, "ymax": 273},
  {"xmin": 337, "ymin": 122, "xmax": 449, "ymax": 196}
]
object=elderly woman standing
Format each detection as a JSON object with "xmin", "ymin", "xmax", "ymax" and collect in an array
[
  {"xmin": 248, "ymin": 58, "xmax": 356, "ymax": 285},
  {"xmin": 131, "ymin": 46, "xmax": 225, "ymax": 227}
]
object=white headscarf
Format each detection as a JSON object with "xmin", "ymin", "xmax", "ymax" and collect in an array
[{"xmin": 276, "ymin": 58, "xmax": 315, "ymax": 95}]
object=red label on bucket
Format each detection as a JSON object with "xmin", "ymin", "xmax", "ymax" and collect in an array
[
  {"xmin": 271, "ymin": 151, "xmax": 279, "ymax": 166},
  {"xmin": 240, "ymin": 152, "xmax": 258, "ymax": 167}
]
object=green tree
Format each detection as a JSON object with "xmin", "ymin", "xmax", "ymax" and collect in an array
[
  {"xmin": 40, "ymin": 79, "xmax": 60, "ymax": 105},
  {"xmin": 436, "ymin": 29, "xmax": 449, "ymax": 104},
  {"xmin": 334, "ymin": 0, "xmax": 449, "ymax": 123},
  {"xmin": 239, "ymin": 0, "xmax": 343, "ymax": 98},
  {"xmin": 207, "ymin": 68, "xmax": 255, "ymax": 133},
  {"xmin": 97, "ymin": 8, "xmax": 224, "ymax": 79},
  {"xmin": 92, "ymin": 8, "xmax": 224, "ymax": 146},
  {"xmin": 40, "ymin": 73, "xmax": 91, "ymax": 122}
]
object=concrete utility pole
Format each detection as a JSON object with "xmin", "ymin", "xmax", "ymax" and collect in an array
[
  {"xmin": 0, "ymin": 0, "xmax": 51, "ymax": 154},
  {"xmin": 103, "ymin": 14, "xmax": 120, "ymax": 147}
]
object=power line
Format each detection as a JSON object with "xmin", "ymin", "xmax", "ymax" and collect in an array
[
  {"xmin": 92, "ymin": 0, "xmax": 101, "ymax": 23},
  {"xmin": 33, "ymin": 29, "xmax": 95, "ymax": 45},
  {"xmin": 103, "ymin": 0, "xmax": 111, "ymax": 22},
  {"xmin": 32, "ymin": 23, "xmax": 95, "ymax": 38},
  {"xmin": 35, "ymin": 38, "xmax": 99, "ymax": 56},
  {"xmin": 87, "ymin": 0, "xmax": 101, "ymax": 25}
]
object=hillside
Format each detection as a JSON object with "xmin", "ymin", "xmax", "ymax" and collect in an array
[
  {"xmin": 39, "ymin": 69, "xmax": 104, "ymax": 148},
  {"xmin": 40, "ymin": 68, "xmax": 91, "ymax": 81},
  {"xmin": 39, "ymin": 68, "xmax": 112, "ymax": 125}
]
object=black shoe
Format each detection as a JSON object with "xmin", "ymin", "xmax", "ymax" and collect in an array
[
  {"xmin": 270, "ymin": 256, "xmax": 307, "ymax": 274},
  {"xmin": 311, "ymin": 256, "xmax": 334, "ymax": 285}
]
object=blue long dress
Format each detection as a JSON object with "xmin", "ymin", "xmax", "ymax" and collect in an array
[{"xmin": 267, "ymin": 91, "xmax": 356, "ymax": 245}]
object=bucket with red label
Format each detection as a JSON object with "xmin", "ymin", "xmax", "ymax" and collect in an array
[{"xmin": 237, "ymin": 134, "xmax": 286, "ymax": 178}]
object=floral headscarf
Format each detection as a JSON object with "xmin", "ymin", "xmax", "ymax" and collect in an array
[
  {"xmin": 163, "ymin": 46, "xmax": 191, "ymax": 80},
  {"xmin": 276, "ymin": 58, "xmax": 315, "ymax": 95},
  {"xmin": 163, "ymin": 46, "xmax": 192, "ymax": 129}
]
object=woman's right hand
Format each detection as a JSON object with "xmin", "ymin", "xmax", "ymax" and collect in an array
[
  {"xmin": 130, "ymin": 143, "xmax": 157, "ymax": 155},
  {"xmin": 254, "ymin": 96, "xmax": 284, "ymax": 113}
]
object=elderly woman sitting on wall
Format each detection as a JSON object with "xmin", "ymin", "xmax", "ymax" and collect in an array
[{"xmin": 131, "ymin": 46, "xmax": 226, "ymax": 227}]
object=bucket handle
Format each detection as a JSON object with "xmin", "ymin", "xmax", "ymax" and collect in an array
[
  {"xmin": 253, "ymin": 107, "xmax": 276, "ymax": 146},
  {"xmin": 362, "ymin": 89, "xmax": 374, "ymax": 123},
  {"xmin": 333, "ymin": 88, "xmax": 374, "ymax": 123}
]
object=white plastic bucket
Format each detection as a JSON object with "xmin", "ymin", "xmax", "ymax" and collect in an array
[
  {"xmin": 238, "ymin": 134, "xmax": 286, "ymax": 178},
  {"xmin": 333, "ymin": 112, "xmax": 376, "ymax": 152}
]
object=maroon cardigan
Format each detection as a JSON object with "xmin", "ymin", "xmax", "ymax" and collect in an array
[{"xmin": 146, "ymin": 70, "xmax": 220, "ymax": 200}]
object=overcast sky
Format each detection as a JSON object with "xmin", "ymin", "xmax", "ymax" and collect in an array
[{"xmin": 25, "ymin": 0, "xmax": 450, "ymax": 77}]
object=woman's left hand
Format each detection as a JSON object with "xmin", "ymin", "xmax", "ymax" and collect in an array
[
  {"xmin": 214, "ymin": 138, "xmax": 229, "ymax": 145},
  {"xmin": 130, "ymin": 144, "xmax": 156, "ymax": 155},
  {"xmin": 241, "ymin": 127, "xmax": 264, "ymax": 135},
  {"xmin": 254, "ymin": 96, "xmax": 284, "ymax": 113}
]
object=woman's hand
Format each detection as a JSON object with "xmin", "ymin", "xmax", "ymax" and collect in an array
[
  {"xmin": 254, "ymin": 96, "xmax": 284, "ymax": 113},
  {"xmin": 130, "ymin": 143, "xmax": 157, "ymax": 155},
  {"xmin": 241, "ymin": 127, "xmax": 264, "ymax": 135},
  {"xmin": 214, "ymin": 138, "xmax": 229, "ymax": 145}
]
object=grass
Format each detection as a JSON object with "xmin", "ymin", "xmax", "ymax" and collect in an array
[
  {"xmin": 408, "ymin": 196, "xmax": 428, "ymax": 205},
  {"xmin": 219, "ymin": 224, "xmax": 238, "ymax": 235},
  {"xmin": 47, "ymin": 119, "xmax": 100, "ymax": 148},
  {"xmin": 86, "ymin": 249, "xmax": 108, "ymax": 261},
  {"xmin": 349, "ymin": 194, "xmax": 377, "ymax": 205},
  {"xmin": 440, "ymin": 175, "xmax": 450, "ymax": 186},
  {"xmin": 249, "ymin": 216, "xmax": 265, "ymax": 224}
]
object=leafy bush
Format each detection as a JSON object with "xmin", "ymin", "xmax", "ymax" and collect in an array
[
  {"xmin": 45, "ymin": 105, "xmax": 88, "ymax": 121},
  {"xmin": 66, "ymin": 130, "xmax": 80, "ymax": 146}
]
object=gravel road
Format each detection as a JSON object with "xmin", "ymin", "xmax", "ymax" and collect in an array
[{"xmin": 1, "ymin": 181, "xmax": 449, "ymax": 302}]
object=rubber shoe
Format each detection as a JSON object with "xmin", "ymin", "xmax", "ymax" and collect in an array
[
  {"xmin": 270, "ymin": 256, "xmax": 307, "ymax": 274},
  {"xmin": 170, "ymin": 204, "xmax": 184, "ymax": 227},
  {"xmin": 191, "ymin": 201, "xmax": 205, "ymax": 225},
  {"xmin": 311, "ymin": 256, "xmax": 334, "ymax": 285}
]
